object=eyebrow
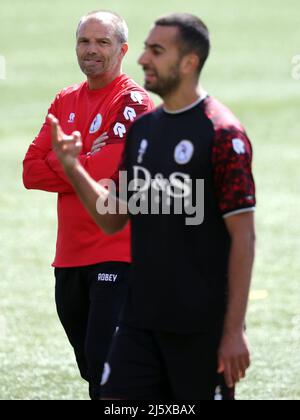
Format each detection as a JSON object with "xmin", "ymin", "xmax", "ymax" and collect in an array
[
  {"xmin": 77, "ymin": 36, "xmax": 111, "ymax": 42},
  {"xmin": 144, "ymin": 42, "xmax": 166, "ymax": 52}
]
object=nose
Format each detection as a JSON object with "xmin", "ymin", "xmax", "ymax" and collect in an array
[
  {"xmin": 138, "ymin": 50, "xmax": 149, "ymax": 67},
  {"xmin": 86, "ymin": 41, "xmax": 98, "ymax": 55}
]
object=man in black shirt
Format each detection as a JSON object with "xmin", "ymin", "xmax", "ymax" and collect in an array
[{"xmin": 49, "ymin": 13, "xmax": 256, "ymax": 400}]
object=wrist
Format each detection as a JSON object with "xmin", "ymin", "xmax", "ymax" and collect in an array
[
  {"xmin": 62, "ymin": 157, "xmax": 80, "ymax": 174},
  {"xmin": 223, "ymin": 318, "xmax": 246, "ymax": 335}
]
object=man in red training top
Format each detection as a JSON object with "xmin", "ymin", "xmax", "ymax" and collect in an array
[{"xmin": 22, "ymin": 10, "xmax": 154, "ymax": 400}]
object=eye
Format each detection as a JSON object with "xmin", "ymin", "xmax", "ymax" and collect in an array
[{"xmin": 152, "ymin": 49, "xmax": 162, "ymax": 56}]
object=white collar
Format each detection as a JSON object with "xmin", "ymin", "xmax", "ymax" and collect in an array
[{"xmin": 163, "ymin": 91, "xmax": 208, "ymax": 115}]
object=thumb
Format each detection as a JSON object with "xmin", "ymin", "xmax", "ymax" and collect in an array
[
  {"xmin": 72, "ymin": 131, "xmax": 83, "ymax": 153},
  {"xmin": 72, "ymin": 131, "xmax": 82, "ymax": 143},
  {"xmin": 47, "ymin": 113, "xmax": 58, "ymax": 125}
]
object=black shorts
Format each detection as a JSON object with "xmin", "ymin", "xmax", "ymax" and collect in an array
[
  {"xmin": 101, "ymin": 324, "xmax": 234, "ymax": 400},
  {"xmin": 55, "ymin": 262, "xmax": 130, "ymax": 400}
]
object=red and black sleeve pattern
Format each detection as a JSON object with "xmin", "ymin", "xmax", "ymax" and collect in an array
[{"xmin": 212, "ymin": 127, "xmax": 256, "ymax": 217}]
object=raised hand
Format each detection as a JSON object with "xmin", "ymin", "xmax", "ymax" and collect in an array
[{"xmin": 48, "ymin": 114, "xmax": 83, "ymax": 171}]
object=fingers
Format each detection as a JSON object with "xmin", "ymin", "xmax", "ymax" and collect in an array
[
  {"xmin": 72, "ymin": 131, "xmax": 83, "ymax": 154},
  {"xmin": 217, "ymin": 359, "xmax": 224, "ymax": 374},
  {"xmin": 91, "ymin": 142, "xmax": 107, "ymax": 154},
  {"xmin": 91, "ymin": 132, "xmax": 109, "ymax": 154},
  {"xmin": 223, "ymin": 359, "xmax": 234, "ymax": 389},
  {"xmin": 47, "ymin": 113, "xmax": 58, "ymax": 125},
  {"xmin": 239, "ymin": 354, "xmax": 250, "ymax": 378},
  {"xmin": 48, "ymin": 113, "xmax": 60, "ymax": 147},
  {"xmin": 47, "ymin": 114, "xmax": 82, "ymax": 153},
  {"xmin": 218, "ymin": 356, "xmax": 234, "ymax": 389},
  {"xmin": 220, "ymin": 355, "xmax": 250, "ymax": 388},
  {"xmin": 237, "ymin": 353, "xmax": 250, "ymax": 381},
  {"xmin": 48, "ymin": 114, "xmax": 72, "ymax": 150},
  {"xmin": 230, "ymin": 357, "xmax": 240, "ymax": 386},
  {"xmin": 96, "ymin": 132, "xmax": 109, "ymax": 142},
  {"xmin": 218, "ymin": 331, "xmax": 251, "ymax": 389}
]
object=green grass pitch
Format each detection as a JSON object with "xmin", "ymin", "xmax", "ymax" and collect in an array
[{"xmin": 0, "ymin": 0, "xmax": 299, "ymax": 400}]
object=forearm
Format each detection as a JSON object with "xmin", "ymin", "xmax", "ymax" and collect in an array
[
  {"xmin": 63, "ymin": 160, "xmax": 128, "ymax": 234},
  {"xmin": 224, "ymin": 230, "xmax": 255, "ymax": 333},
  {"xmin": 23, "ymin": 136, "xmax": 74, "ymax": 194},
  {"xmin": 23, "ymin": 156, "xmax": 74, "ymax": 193},
  {"xmin": 22, "ymin": 98, "xmax": 75, "ymax": 193},
  {"xmin": 46, "ymin": 146, "xmax": 124, "ymax": 184}
]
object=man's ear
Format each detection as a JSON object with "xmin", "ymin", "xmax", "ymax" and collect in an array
[
  {"xmin": 180, "ymin": 53, "xmax": 200, "ymax": 75},
  {"xmin": 121, "ymin": 43, "xmax": 129, "ymax": 57}
]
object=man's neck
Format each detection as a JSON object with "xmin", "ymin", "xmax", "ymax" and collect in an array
[
  {"xmin": 163, "ymin": 84, "xmax": 205, "ymax": 112},
  {"xmin": 87, "ymin": 69, "xmax": 122, "ymax": 90}
]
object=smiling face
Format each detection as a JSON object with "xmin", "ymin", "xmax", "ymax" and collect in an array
[
  {"xmin": 138, "ymin": 25, "xmax": 184, "ymax": 97},
  {"xmin": 76, "ymin": 16, "xmax": 127, "ymax": 82}
]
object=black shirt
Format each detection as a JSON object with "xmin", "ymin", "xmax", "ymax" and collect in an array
[{"xmin": 117, "ymin": 95, "xmax": 255, "ymax": 333}]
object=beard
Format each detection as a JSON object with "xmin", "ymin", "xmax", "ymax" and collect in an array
[{"xmin": 143, "ymin": 63, "xmax": 182, "ymax": 97}]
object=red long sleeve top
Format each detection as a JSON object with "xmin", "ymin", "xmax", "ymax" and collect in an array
[{"xmin": 23, "ymin": 74, "xmax": 154, "ymax": 267}]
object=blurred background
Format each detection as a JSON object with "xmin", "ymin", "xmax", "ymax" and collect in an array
[{"xmin": 0, "ymin": 0, "xmax": 299, "ymax": 400}]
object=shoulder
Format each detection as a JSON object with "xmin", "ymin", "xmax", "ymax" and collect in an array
[
  {"xmin": 54, "ymin": 81, "xmax": 86, "ymax": 101},
  {"xmin": 202, "ymin": 96, "xmax": 245, "ymax": 133},
  {"xmin": 117, "ymin": 75, "xmax": 154, "ymax": 106},
  {"xmin": 202, "ymin": 96, "xmax": 251, "ymax": 147}
]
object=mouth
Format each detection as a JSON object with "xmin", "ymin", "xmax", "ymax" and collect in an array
[
  {"xmin": 143, "ymin": 69, "xmax": 157, "ymax": 82},
  {"xmin": 84, "ymin": 58, "xmax": 103, "ymax": 64}
]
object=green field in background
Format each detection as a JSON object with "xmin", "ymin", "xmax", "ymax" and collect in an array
[{"xmin": 0, "ymin": 0, "xmax": 299, "ymax": 400}]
